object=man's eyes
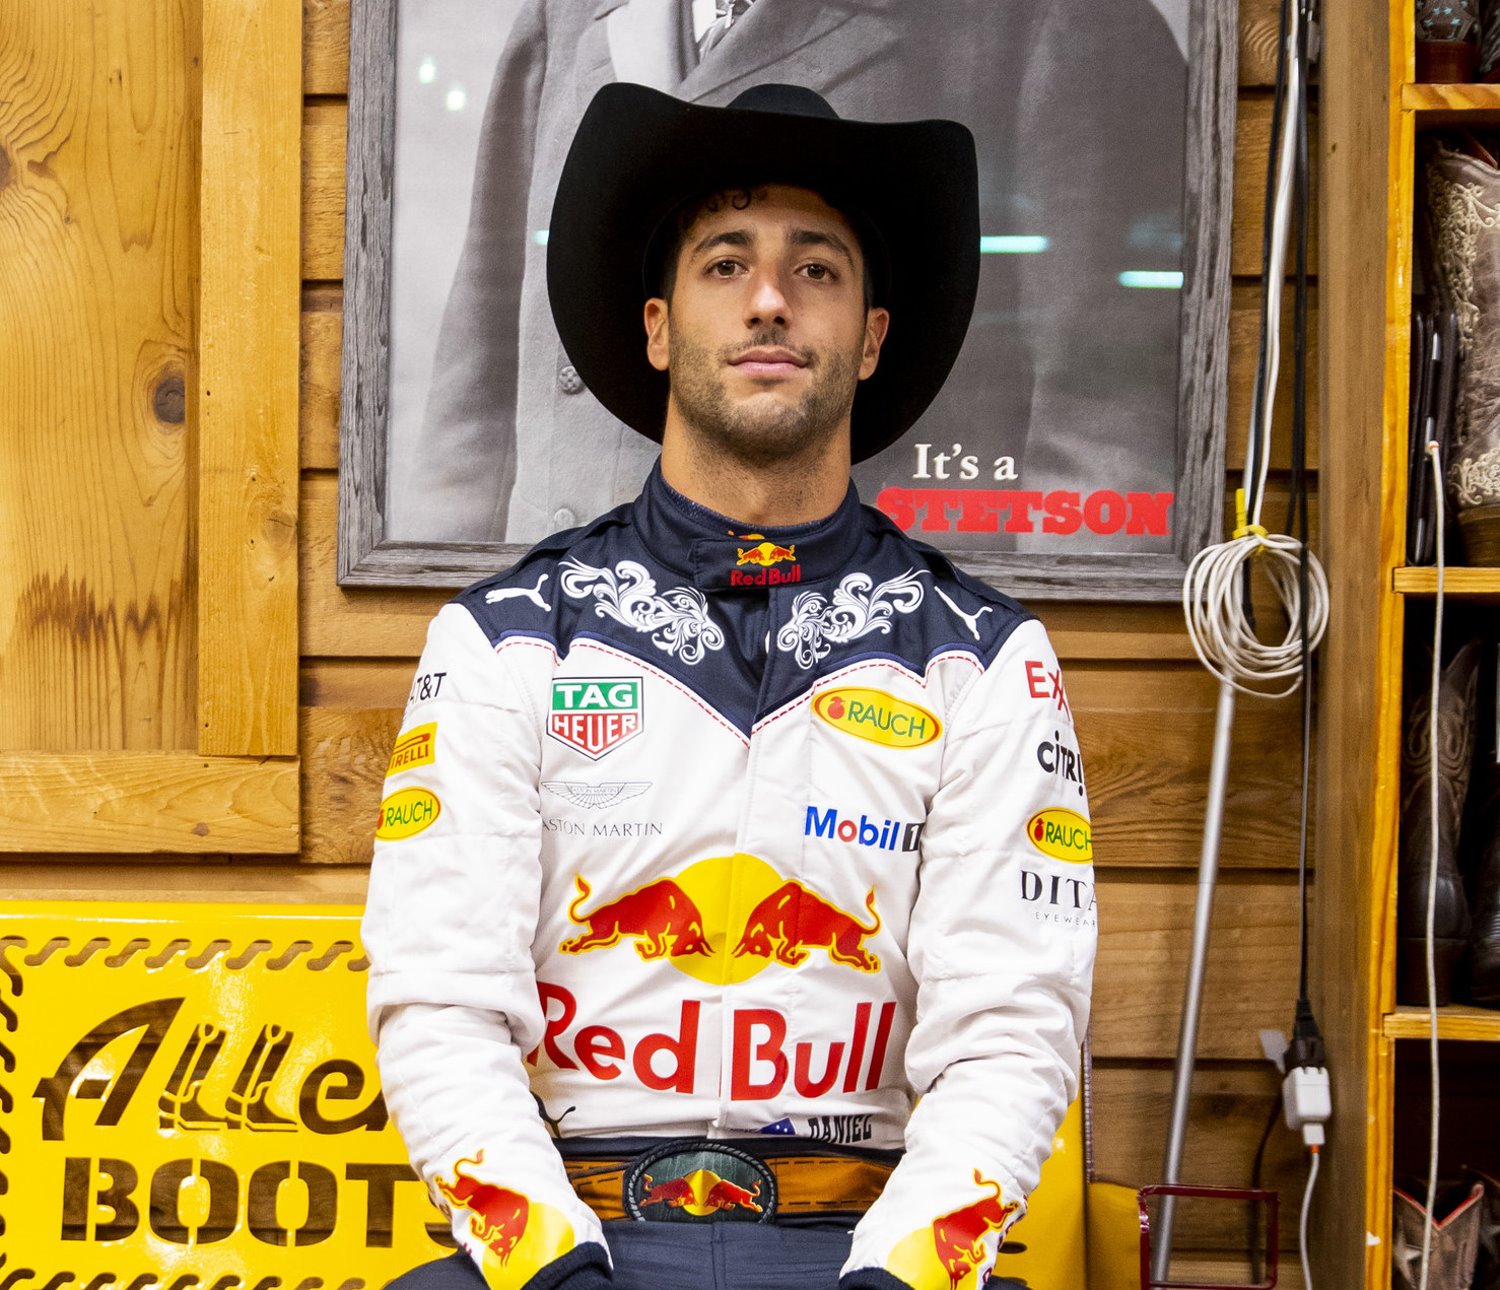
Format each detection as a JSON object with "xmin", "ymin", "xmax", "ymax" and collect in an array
[{"xmin": 701, "ymin": 259, "xmax": 839, "ymax": 280}]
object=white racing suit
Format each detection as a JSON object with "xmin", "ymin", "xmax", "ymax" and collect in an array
[{"xmin": 363, "ymin": 466, "xmax": 1096, "ymax": 1290}]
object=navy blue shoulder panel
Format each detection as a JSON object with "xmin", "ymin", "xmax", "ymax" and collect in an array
[
  {"xmin": 453, "ymin": 505, "xmax": 767, "ymax": 730},
  {"xmin": 449, "ymin": 498, "xmax": 1036, "ymax": 736}
]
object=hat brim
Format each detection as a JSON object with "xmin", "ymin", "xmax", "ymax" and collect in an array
[{"xmin": 546, "ymin": 83, "xmax": 980, "ymax": 464}]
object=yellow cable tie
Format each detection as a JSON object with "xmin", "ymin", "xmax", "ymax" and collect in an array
[{"xmin": 1231, "ymin": 487, "xmax": 1268, "ymax": 551}]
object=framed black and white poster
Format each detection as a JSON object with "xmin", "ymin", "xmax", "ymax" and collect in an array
[{"xmin": 340, "ymin": 0, "xmax": 1237, "ymax": 600}]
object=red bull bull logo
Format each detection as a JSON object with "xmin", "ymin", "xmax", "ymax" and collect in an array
[
  {"xmin": 930, "ymin": 1171, "xmax": 1021, "ymax": 1288},
  {"xmin": 639, "ymin": 1170, "xmax": 764, "ymax": 1215},
  {"xmin": 625, "ymin": 1142, "xmax": 777, "ymax": 1222},
  {"xmin": 733, "ymin": 880, "xmax": 882, "ymax": 973},
  {"xmin": 553, "ymin": 855, "xmax": 882, "ymax": 985},
  {"xmin": 436, "ymin": 1150, "xmax": 531, "ymax": 1264},
  {"xmin": 737, "ymin": 540, "xmax": 796, "ymax": 567},
  {"xmin": 732, "ymin": 541, "xmax": 801, "ymax": 587},
  {"xmin": 559, "ymin": 874, "xmax": 711, "ymax": 960}
]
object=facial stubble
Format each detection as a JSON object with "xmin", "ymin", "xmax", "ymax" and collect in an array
[{"xmin": 666, "ymin": 324, "xmax": 863, "ymax": 467}]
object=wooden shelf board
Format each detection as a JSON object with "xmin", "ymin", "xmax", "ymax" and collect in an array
[
  {"xmin": 1402, "ymin": 81, "xmax": 1500, "ymax": 123},
  {"xmin": 1393, "ymin": 566, "xmax": 1500, "ymax": 594},
  {"xmin": 1384, "ymin": 1005, "xmax": 1500, "ymax": 1040}
]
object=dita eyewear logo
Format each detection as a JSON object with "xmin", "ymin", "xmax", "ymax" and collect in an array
[{"xmin": 548, "ymin": 678, "xmax": 643, "ymax": 760}]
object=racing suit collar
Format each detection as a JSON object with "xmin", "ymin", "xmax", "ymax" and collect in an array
[{"xmin": 636, "ymin": 463, "xmax": 865, "ymax": 590}]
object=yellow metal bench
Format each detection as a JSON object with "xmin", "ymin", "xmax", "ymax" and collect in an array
[{"xmin": 0, "ymin": 901, "xmax": 1171, "ymax": 1288}]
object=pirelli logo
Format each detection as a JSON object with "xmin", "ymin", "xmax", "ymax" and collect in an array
[
  {"xmin": 386, "ymin": 722, "xmax": 437, "ymax": 776},
  {"xmin": 548, "ymin": 678, "xmax": 643, "ymax": 761}
]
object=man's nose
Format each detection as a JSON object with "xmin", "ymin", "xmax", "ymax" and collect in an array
[{"xmin": 745, "ymin": 267, "xmax": 791, "ymax": 327}]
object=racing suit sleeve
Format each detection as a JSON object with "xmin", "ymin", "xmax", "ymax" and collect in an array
[
  {"xmin": 363, "ymin": 603, "xmax": 610, "ymax": 1289},
  {"xmin": 841, "ymin": 618, "xmax": 1096, "ymax": 1290}
]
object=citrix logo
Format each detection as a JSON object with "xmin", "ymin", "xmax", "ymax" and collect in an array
[
  {"xmin": 1035, "ymin": 728, "xmax": 1086, "ymax": 798},
  {"xmin": 805, "ymin": 805, "xmax": 924, "ymax": 853}
]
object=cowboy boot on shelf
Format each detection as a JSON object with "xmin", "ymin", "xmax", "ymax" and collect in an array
[
  {"xmin": 1467, "ymin": 1169, "xmax": 1500, "ymax": 1289},
  {"xmin": 1399, "ymin": 640, "xmax": 1481, "ymax": 1006},
  {"xmin": 1394, "ymin": 1183, "xmax": 1485, "ymax": 1290},
  {"xmin": 1462, "ymin": 755, "xmax": 1500, "ymax": 1005},
  {"xmin": 1426, "ymin": 140, "xmax": 1500, "ymax": 563},
  {"xmin": 1419, "ymin": 0, "xmax": 1481, "ymax": 80}
]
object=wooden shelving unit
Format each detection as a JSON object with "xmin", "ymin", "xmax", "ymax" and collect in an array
[
  {"xmin": 1383, "ymin": 1005, "xmax": 1500, "ymax": 1041},
  {"xmin": 1393, "ymin": 566, "xmax": 1500, "ymax": 594},
  {"xmin": 1317, "ymin": 2, "xmax": 1500, "ymax": 1284}
]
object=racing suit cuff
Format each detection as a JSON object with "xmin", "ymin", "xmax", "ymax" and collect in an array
[
  {"xmin": 523, "ymin": 1242, "xmax": 612, "ymax": 1290},
  {"xmin": 837, "ymin": 1272, "xmax": 913, "ymax": 1290}
]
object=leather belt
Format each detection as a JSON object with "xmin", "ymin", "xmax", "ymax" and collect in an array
[{"xmin": 562, "ymin": 1139, "xmax": 895, "ymax": 1223}]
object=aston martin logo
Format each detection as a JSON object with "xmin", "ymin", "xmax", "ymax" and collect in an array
[{"xmin": 542, "ymin": 781, "xmax": 651, "ymax": 809}]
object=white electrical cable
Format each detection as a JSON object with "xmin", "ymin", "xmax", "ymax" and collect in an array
[
  {"xmin": 1183, "ymin": 531, "xmax": 1329, "ymax": 697},
  {"xmin": 1301, "ymin": 1146, "xmax": 1321, "ymax": 1290},
  {"xmin": 1184, "ymin": 0, "xmax": 1328, "ymax": 699},
  {"xmin": 1248, "ymin": 0, "xmax": 1306, "ymax": 503},
  {"xmin": 1419, "ymin": 439, "xmax": 1445, "ymax": 1290}
]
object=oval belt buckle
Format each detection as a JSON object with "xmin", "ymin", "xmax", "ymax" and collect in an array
[{"xmin": 623, "ymin": 1140, "xmax": 778, "ymax": 1223}]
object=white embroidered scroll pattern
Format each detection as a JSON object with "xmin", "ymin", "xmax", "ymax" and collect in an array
[
  {"xmin": 776, "ymin": 569, "xmax": 926, "ymax": 669},
  {"xmin": 558, "ymin": 558, "xmax": 725, "ymax": 664}
]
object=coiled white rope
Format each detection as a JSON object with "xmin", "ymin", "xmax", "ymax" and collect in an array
[{"xmin": 1183, "ymin": 519, "xmax": 1329, "ymax": 698}]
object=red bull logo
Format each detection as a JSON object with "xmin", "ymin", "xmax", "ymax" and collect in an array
[
  {"xmin": 552, "ymin": 855, "xmax": 882, "ymax": 985},
  {"xmin": 531, "ymin": 983, "xmax": 898, "ymax": 1101},
  {"xmin": 731, "ymin": 539, "xmax": 801, "ymax": 587},
  {"xmin": 737, "ymin": 541, "xmax": 796, "ymax": 567},
  {"xmin": 639, "ymin": 1170, "xmax": 764, "ymax": 1216},
  {"xmin": 930, "ymin": 1171, "xmax": 1021, "ymax": 1288},
  {"xmin": 559, "ymin": 875, "xmax": 711, "ymax": 960},
  {"xmin": 436, "ymin": 1150, "xmax": 531, "ymax": 1265},
  {"xmin": 733, "ymin": 880, "xmax": 882, "ymax": 973},
  {"xmin": 625, "ymin": 1142, "xmax": 778, "ymax": 1222}
]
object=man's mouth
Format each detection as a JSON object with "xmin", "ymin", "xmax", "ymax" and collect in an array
[{"xmin": 729, "ymin": 347, "xmax": 808, "ymax": 377}]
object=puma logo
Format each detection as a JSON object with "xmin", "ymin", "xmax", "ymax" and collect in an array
[
  {"xmin": 486, "ymin": 573, "xmax": 552, "ymax": 612},
  {"xmin": 933, "ymin": 584, "xmax": 992, "ymax": 641}
]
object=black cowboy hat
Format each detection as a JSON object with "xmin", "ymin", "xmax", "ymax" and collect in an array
[{"xmin": 546, "ymin": 82, "xmax": 980, "ymax": 464}]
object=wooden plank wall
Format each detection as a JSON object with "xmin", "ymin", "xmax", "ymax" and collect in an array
[
  {"xmin": 0, "ymin": 0, "xmax": 1319, "ymax": 1271},
  {"xmin": 0, "ymin": 0, "xmax": 200, "ymax": 754}
]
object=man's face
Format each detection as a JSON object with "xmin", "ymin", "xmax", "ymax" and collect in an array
[{"xmin": 644, "ymin": 185, "xmax": 889, "ymax": 467}]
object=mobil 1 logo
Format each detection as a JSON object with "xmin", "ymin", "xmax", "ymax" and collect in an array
[{"xmin": 549, "ymin": 678, "xmax": 643, "ymax": 760}]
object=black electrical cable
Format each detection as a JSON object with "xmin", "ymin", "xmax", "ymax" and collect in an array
[
  {"xmin": 1248, "ymin": 1095, "xmax": 1283, "ymax": 1281},
  {"xmin": 1289, "ymin": 0, "xmax": 1316, "ymax": 1011},
  {"xmin": 1242, "ymin": 0, "xmax": 1326, "ymax": 1272}
]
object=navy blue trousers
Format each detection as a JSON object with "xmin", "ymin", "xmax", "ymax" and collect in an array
[{"xmin": 386, "ymin": 1224, "xmax": 1025, "ymax": 1289}]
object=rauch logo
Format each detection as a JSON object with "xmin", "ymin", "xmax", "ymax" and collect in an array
[
  {"xmin": 812, "ymin": 688, "xmax": 941, "ymax": 749},
  {"xmin": 805, "ymin": 806, "xmax": 924, "ymax": 853},
  {"xmin": 377, "ymin": 787, "xmax": 441, "ymax": 840},
  {"xmin": 549, "ymin": 678, "xmax": 643, "ymax": 760},
  {"xmin": 1025, "ymin": 807, "xmax": 1092, "ymax": 863}
]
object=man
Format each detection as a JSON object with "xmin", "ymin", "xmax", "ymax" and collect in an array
[
  {"xmin": 365, "ymin": 84, "xmax": 1095, "ymax": 1290},
  {"xmin": 399, "ymin": 0, "xmax": 1186, "ymax": 553}
]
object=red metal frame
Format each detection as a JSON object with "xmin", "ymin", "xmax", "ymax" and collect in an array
[{"xmin": 1136, "ymin": 1184, "xmax": 1280, "ymax": 1289}]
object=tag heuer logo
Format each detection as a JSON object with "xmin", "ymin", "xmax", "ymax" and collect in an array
[{"xmin": 549, "ymin": 678, "xmax": 643, "ymax": 760}]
